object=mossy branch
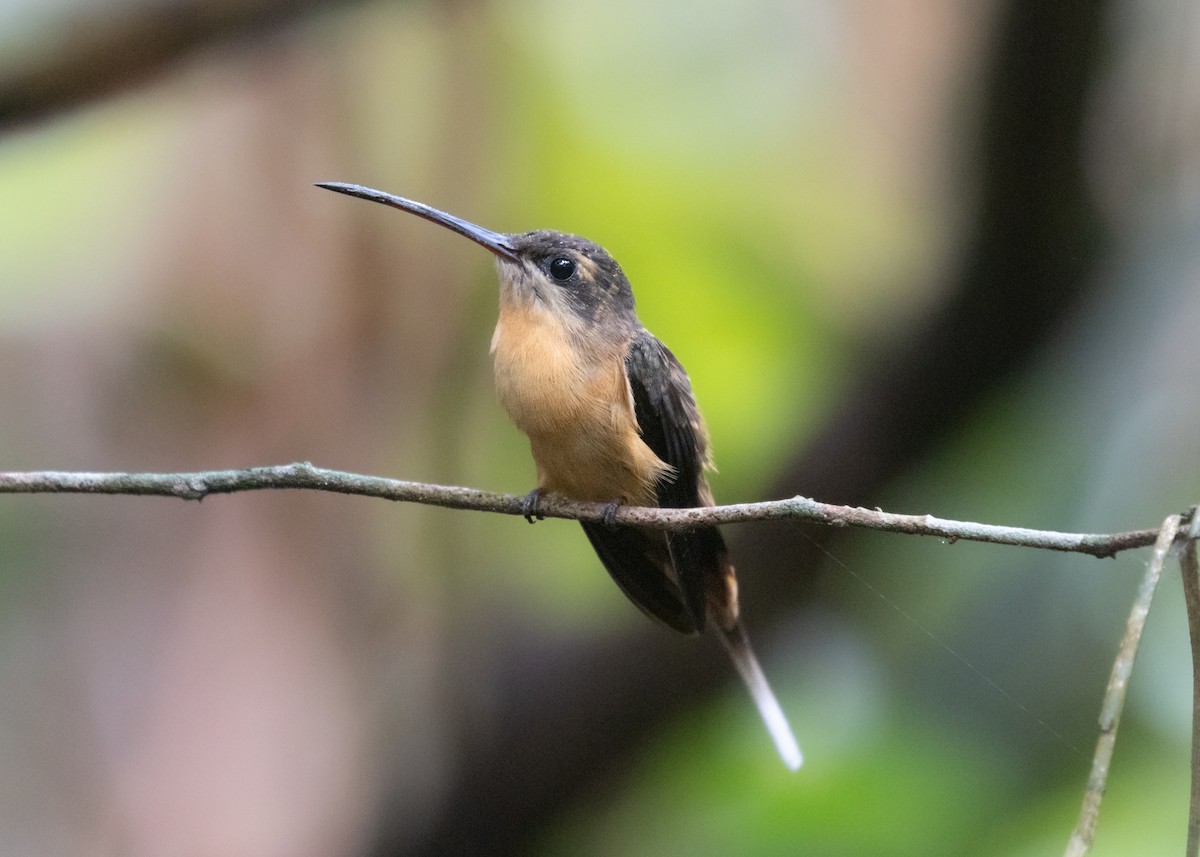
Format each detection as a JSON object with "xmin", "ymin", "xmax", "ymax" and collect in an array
[
  {"xmin": 0, "ymin": 461, "xmax": 1171, "ymax": 558},
  {"xmin": 3, "ymin": 462, "xmax": 1197, "ymax": 853}
]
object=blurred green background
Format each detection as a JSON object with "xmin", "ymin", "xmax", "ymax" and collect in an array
[{"xmin": 1, "ymin": 0, "xmax": 1199, "ymax": 855}]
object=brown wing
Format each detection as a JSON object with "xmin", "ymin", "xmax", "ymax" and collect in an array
[
  {"xmin": 623, "ymin": 331, "xmax": 727, "ymax": 633},
  {"xmin": 580, "ymin": 521, "xmax": 696, "ymax": 633}
]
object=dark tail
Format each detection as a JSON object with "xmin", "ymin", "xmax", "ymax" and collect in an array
[{"xmin": 580, "ymin": 521, "xmax": 696, "ymax": 633}]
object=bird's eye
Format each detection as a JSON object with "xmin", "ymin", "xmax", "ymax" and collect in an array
[{"xmin": 548, "ymin": 256, "xmax": 576, "ymax": 281}]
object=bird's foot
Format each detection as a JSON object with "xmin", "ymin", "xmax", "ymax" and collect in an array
[
  {"xmin": 601, "ymin": 498, "xmax": 623, "ymax": 529},
  {"xmin": 521, "ymin": 488, "xmax": 545, "ymax": 524}
]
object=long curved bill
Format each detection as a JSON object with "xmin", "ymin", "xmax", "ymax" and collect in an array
[{"xmin": 315, "ymin": 182, "xmax": 520, "ymax": 263}]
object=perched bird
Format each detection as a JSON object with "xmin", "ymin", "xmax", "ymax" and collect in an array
[{"xmin": 318, "ymin": 182, "xmax": 801, "ymax": 769}]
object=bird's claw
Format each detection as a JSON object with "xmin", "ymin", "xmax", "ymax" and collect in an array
[
  {"xmin": 601, "ymin": 498, "xmax": 623, "ymax": 529},
  {"xmin": 521, "ymin": 488, "xmax": 544, "ymax": 524}
]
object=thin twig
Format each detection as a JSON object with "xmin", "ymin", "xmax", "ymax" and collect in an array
[
  {"xmin": 0, "ymin": 462, "xmax": 1168, "ymax": 558},
  {"xmin": 1064, "ymin": 513, "xmax": 1182, "ymax": 857},
  {"xmin": 0, "ymin": 0, "xmax": 357, "ymax": 130},
  {"xmin": 1179, "ymin": 508, "xmax": 1200, "ymax": 857}
]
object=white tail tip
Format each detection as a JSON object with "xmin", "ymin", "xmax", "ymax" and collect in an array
[{"xmin": 720, "ymin": 623, "xmax": 803, "ymax": 770}]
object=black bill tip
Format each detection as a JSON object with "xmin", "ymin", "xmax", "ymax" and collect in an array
[{"xmin": 315, "ymin": 182, "xmax": 519, "ymax": 262}]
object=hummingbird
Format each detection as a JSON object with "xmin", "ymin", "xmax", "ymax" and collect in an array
[{"xmin": 317, "ymin": 181, "xmax": 802, "ymax": 770}]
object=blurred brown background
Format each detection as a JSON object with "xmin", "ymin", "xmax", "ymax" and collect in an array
[{"xmin": 1, "ymin": 0, "xmax": 1199, "ymax": 855}]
